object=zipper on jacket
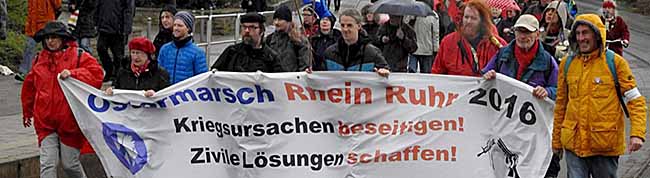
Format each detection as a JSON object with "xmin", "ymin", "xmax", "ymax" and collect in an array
[
  {"xmin": 345, "ymin": 45, "xmax": 350, "ymax": 71},
  {"xmin": 173, "ymin": 48, "xmax": 180, "ymax": 83}
]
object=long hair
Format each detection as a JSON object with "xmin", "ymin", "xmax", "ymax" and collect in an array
[{"xmin": 458, "ymin": 0, "xmax": 497, "ymax": 38}]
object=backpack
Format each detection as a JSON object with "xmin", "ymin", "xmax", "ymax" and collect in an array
[{"xmin": 563, "ymin": 49, "xmax": 630, "ymax": 118}]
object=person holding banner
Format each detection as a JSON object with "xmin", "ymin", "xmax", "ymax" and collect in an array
[
  {"xmin": 322, "ymin": 9, "xmax": 390, "ymax": 77},
  {"xmin": 553, "ymin": 14, "xmax": 647, "ymax": 178},
  {"xmin": 21, "ymin": 21, "xmax": 104, "ymax": 178},
  {"xmin": 105, "ymin": 37, "xmax": 170, "ymax": 97},
  {"xmin": 482, "ymin": 14, "xmax": 561, "ymax": 178},
  {"xmin": 211, "ymin": 12, "xmax": 287, "ymax": 72},
  {"xmin": 431, "ymin": 0, "xmax": 505, "ymax": 77}
]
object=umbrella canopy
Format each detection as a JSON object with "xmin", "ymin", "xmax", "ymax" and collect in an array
[
  {"xmin": 486, "ymin": 0, "xmax": 521, "ymax": 11},
  {"xmin": 370, "ymin": 0, "xmax": 435, "ymax": 16}
]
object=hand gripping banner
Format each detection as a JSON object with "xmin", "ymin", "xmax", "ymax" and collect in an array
[{"xmin": 59, "ymin": 72, "xmax": 554, "ymax": 178}]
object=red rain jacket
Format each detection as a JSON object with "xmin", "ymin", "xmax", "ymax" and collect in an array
[{"xmin": 21, "ymin": 41, "xmax": 103, "ymax": 150}]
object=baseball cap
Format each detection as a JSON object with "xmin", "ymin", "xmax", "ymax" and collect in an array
[{"xmin": 513, "ymin": 14, "xmax": 540, "ymax": 32}]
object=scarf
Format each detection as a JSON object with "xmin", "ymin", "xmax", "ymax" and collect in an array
[
  {"xmin": 514, "ymin": 41, "xmax": 539, "ymax": 80},
  {"xmin": 173, "ymin": 35, "xmax": 193, "ymax": 48},
  {"xmin": 131, "ymin": 60, "xmax": 150, "ymax": 77}
]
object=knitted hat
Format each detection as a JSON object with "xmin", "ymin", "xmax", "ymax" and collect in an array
[
  {"xmin": 273, "ymin": 5, "xmax": 292, "ymax": 22},
  {"xmin": 241, "ymin": 12, "xmax": 266, "ymax": 24},
  {"xmin": 128, "ymin": 37, "xmax": 156, "ymax": 55},
  {"xmin": 175, "ymin": 11, "xmax": 195, "ymax": 33},
  {"xmin": 603, "ymin": 0, "xmax": 616, "ymax": 8}
]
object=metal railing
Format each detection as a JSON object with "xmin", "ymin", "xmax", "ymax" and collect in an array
[
  {"xmin": 144, "ymin": 10, "xmax": 275, "ymax": 66},
  {"xmin": 194, "ymin": 10, "xmax": 275, "ymax": 65}
]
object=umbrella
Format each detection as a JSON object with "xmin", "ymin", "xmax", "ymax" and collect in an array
[
  {"xmin": 369, "ymin": 0, "xmax": 435, "ymax": 16},
  {"xmin": 486, "ymin": 0, "xmax": 521, "ymax": 11}
]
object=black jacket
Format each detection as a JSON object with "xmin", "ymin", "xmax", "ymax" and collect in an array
[
  {"xmin": 264, "ymin": 31, "xmax": 310, "ymax": 72},
  {"xmin": 376, "ymin": 23, "xmax": 417, "ymax": 72},
  {"xmin": 310, "ymin": 29, "xmax": 341, "ymax": 71},
  {"xmin": 72, "ymin": 0, "xmax": 97, "ymax": 38},
  {"xmin": 322, "ymin": 34, "xmax": 388, "ymax": 71},
  {"xmin": 95, "ymin": 0, "xmax": 135, "ymax": 35},
  {"xmin": 497, "ymin": 16, "xmax": 518, "ymax": 43},
  {"xmin": 211, "ymin": 43, "xmax": 286, "ymax": 72},
  {"xmin": 112, "ymin": 60, "xmax": 170, "ymax": 91},
  {"xmin": 154, "ymin": 5, "xmax": 177, "ymax": 58},
  {"xmin": 363, "ymin": 23, "xmax": 380, "ymax": 47}
]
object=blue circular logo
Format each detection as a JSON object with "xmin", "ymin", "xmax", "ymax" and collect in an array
[{"xmin": 102, "ymin": 122, "xmax": 148, "ymax": 175}]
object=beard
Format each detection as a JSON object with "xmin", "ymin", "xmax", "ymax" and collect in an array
[
  {"xmin": 462, "ymin": 25, "xmax": 480, "ymax": 38},
  {"xmin": 242, "ymin": 36, "xmax": 256, "ymax": 47}
]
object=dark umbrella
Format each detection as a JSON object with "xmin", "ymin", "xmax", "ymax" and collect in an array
[{"xmin": 369, "ymin": 0, "xmax": 435, "ymax": 16}]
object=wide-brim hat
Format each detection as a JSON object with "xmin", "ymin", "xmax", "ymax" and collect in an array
[{"xmin": 34, "ymin": 21, "xmax": 75, "ymax": 42}]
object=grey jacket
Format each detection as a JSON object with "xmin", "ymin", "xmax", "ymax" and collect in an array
[
  {"xmin": 264, "ymin": 31, "xmax": 311, "ymax": 72},
  {"xmin": 405, "ymin": 14, "xmax": 440, "ymax": 55}
]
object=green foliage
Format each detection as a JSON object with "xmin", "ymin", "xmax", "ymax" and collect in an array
[
  {"xmin": 0, "ymin": 0, "xmax": 27, "ymax": 71},
  {"xmin": 7, "ymin": 0, "xmax": 27, "ymax": 32},
  {"xmin": 0, "ymin": 31, "xmax": 26, "ymax": 71}
]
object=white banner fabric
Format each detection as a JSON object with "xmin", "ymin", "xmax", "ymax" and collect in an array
[{"xmin": 59, "ymin": 72, "xmax": 554, "ymax": 178}]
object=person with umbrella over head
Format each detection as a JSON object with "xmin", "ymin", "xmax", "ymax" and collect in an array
[
  {"xmin": 372, "ymin": 0, "xmax": 421, "ymax": 72},
  {"xmin": 321, "ymin": 8, "xmax": 390, "ymax": 77},
  {"xmin": 431, "ymin": 0, "xmax": 506, "ymax": 76}
]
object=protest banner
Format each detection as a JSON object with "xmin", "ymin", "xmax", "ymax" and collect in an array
[{"xmin": 59, "ymin": 72, "xmax": 554, "ymax": 178}]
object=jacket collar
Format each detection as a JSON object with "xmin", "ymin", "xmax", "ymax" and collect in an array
[{"xmin": 499, "ymin": 40, "xmax": 551, "ymax": 71}]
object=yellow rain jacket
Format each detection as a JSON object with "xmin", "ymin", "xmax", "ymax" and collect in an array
[{"xmin": 552, "ymin": 14, "xmax": 647, "ymax": 157}]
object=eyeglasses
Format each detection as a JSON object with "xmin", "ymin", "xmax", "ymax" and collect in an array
[
  {"xmin": 130, "ymin": 50, "xmax": 147, "ymax": 56},
  {"xmin": 302, "ymin": 13, "xmax": 313, "ymax": 16},
  {"xmin": 242, "ymin": 25, "xmax": 261, "ymax": 30}
]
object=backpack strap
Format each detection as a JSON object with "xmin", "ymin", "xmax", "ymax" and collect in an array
[
  {"xmin": 605, "ymin": 50, "xmax": 631, "ymax": 118},
  {"xmin": 77, "ymin": 47, "xmax": 83, "ymax": 68}
]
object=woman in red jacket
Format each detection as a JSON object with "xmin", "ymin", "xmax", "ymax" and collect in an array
[{"xmin": 21, "ymin": 21, "xmax": 103, "ymax": 178}]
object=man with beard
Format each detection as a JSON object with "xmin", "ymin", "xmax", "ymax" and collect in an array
[
  {"xmin": 431, "ymin": 0, "xmax": 505, "ymax": 76},
  {"xmin": 376, "ymin": 14, "xmax": 417, "ymax": 72},
  {"xmin": 211, "ymin": 12, "xmax": 286, "ymax": 72},
  {"xmin": 554, "ymin": 14, "xmax": 646, "ymax": 178}
]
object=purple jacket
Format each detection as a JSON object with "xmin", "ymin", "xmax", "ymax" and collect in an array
[{"xmin": 482, "ymin": 41, "xmax": 559, "ymax": 100}]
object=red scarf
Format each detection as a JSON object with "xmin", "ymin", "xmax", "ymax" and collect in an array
[
  {"xmin": 131, "ymin": 60, "xmax": 150, "ymax": 77},
  {"xmin": 514, "ymin": 41, "xmax": 539, "ymax": 80}
]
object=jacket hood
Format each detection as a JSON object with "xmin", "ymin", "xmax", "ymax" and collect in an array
[
  {"xmin": 543, "ymin": 1, "xmax": 569, "ymax": 30},
  {"xmin": 159, "ymin": 4, "xmax": 178, "ymax": 30},
  {"xmin": 568, "ymin": 14, "xmax": 607, "ymax": 55}
]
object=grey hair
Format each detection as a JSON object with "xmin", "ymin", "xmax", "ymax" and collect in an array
[{"xmin": 340, "ymin": 9, "xmax": 364, "ymax": 25}]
